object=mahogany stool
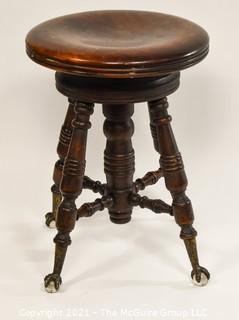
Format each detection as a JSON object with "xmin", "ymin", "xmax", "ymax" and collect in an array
[{"xmin": 26, "ymin": 10, "xmax": 210, "ymax": 293}]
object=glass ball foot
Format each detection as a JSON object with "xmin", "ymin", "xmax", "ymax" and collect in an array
[
  {"xmin": 44, "ymin": 273, "xmax": 62, "ymax": 293},
  {"xmin": 191, "ymin": 266, "xmax": 210, "ymax": 287},
  {"xmin": 45, "ymin": 212, "xmax": 56, "ymax": 229}
]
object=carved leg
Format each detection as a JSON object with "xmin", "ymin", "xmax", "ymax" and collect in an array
[
  {"xmin": 44, "ymin": 100, "xmax": 94, "ymax": 293},
  {"xmin": 45, "ymin": 98, "xmax": 75, "ymax": 228},
  {"xmin": 148, "ymin": 98, "xmax": 210, "ymax": 286},
  {"xmin": 103, "ymin": 104, "xmax": 135, "ymax": 224}
]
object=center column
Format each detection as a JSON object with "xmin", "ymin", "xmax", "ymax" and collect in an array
[{"xmin": 103, "ymin": 104, "xmax": 135, "ymax": 224}]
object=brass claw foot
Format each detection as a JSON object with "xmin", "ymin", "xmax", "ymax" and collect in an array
[
  {"xmin": 44, "ymin": 273, "xmax": 62, "ymax": 293},
  {"xmin": 183, "ymin": 232, "xmax": 210, "ymax": 287},
  {"xmin": 45, "ymin": 212, "xmax": 56, "ymax": 229},
  {"xmin": 191, "ymin": 266, "xmax": 210, "ymax": 287}
]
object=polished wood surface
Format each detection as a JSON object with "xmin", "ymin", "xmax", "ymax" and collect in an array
[
  {"xmin": 103, "ymin": 104, "xmax": 135, "ymax": 224},
  {"xmin": 26, "ymin": 10, "xmax": 209, "ymax": 78},
  {"xmin": 45, "ymin": 100, "xmax": 74, "ymax": 227},
  {"xmin": 55, "ymin": 72, "xmax": 180, "ymax": 104}
]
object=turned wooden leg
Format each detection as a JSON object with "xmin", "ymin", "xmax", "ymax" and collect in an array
[
  {"xmin": 44, "ymin": 100, "xmax": 94, "ymax": 293},
  {"xmin": 45, "ymin": 98, "xmax": 75, "ymax": 228},
  {"xmin": 148, "ymin": 97, "xmax": 210, "ymax": 286},
  {"xmin": 103, "ymin": 104, "xmax": 135, "ymax": 224}
]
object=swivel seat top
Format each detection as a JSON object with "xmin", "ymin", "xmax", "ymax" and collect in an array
[{"xmin": 26, "ymin": 10, "xmax": 209, "ymax": 79}]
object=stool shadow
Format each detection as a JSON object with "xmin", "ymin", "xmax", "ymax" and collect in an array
[
  {"xmin": 65, "ymin": 218, "xmax": 188, "ymax": 291},
  {"xmin": 64, "ymin": 247, "xmax": 191, "ymax": 292},
  {"xmin": 133, "ymin": 222, "xmax": 186, "ymax": 274},
  {"xmin": 64, "ymin": 278, "xmax": 194, "ymax": 292}
]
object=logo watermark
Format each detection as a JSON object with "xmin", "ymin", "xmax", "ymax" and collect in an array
[{"xmin": 18, "ymin": 307, "xmax": 208, "ymax": 319}]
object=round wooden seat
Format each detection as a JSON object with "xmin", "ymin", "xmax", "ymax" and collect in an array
[{"xmin": 26, "ymin": 10, "xmax": 209, "ymax": 78}]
